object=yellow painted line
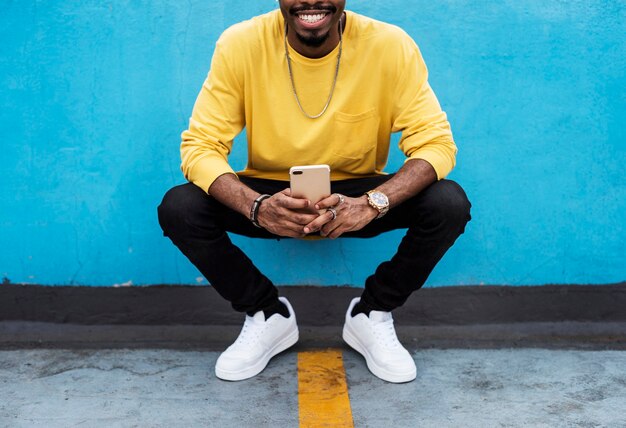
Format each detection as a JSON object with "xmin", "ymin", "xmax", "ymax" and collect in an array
[{"xmin": 298, "ymin": 349, "xmax": 354, "ymax": 428}]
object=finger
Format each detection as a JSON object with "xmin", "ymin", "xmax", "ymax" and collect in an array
[
  {"xmin": 303, "ymin": 210, "xmax": 334, "ymax": 234},
  {"xmin": 274, "ymin": 206, "xmax": 318, "ymax": 223},
  {"xmin": 285, "ymin": 212, "xmax": 320, "ymax": 228},
  {"xmin": 327, "ymin": 225, "xmax": 346, "ymax": 239},
  {"xmin": 280, "ymin": 221, "xmax": 310, "ymax": 238},
  {"xmin": 288, "ymin": 226, "xmax": 309, "ymax": 238},
  {"xmin": 283, "ymin": 229, "xmax": 307, "ymax": 239},
  {"xmin": 262, "ymin": 209, "xmax": 315, "ymax": 233},
  {"xmin": 315, "ymin": 193, "xmax": 342, "ymax": 210},
  {"xmin": 278, "ymin": 212, "xmax": 317, "ymax": 227},
  {"xmin": 293, "ymin": 212, "xmax": 319, "ymax": 225},
  {"xmin": 320, "ymin": 217, "xmax": 343, "ymax": 238},
  {"xmin": 278, "ymin": 194, "xmax": 310, "ymax": 210}
]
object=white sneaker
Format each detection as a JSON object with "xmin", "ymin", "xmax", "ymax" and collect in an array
[
  {"xmin": 215, "ymin": 297, "xmax": 299, "ymax": 381},
  {"xmin": 342, "ymin": 297, "xmax": 416, "ymax": 383}
]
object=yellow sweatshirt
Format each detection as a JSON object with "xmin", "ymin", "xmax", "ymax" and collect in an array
[{"xmin": 181, "ymin": 10, "xmax": 456, "ymax": 193}]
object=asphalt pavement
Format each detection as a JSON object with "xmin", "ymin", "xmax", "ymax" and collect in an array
[{"xmin": 2, "ymin": 344, "xmax": 625, "ymax": 427}]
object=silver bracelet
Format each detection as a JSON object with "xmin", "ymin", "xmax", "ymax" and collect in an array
[{"xmin": 249, "ymin": 194, "xmax": 271, "ymax": 228}]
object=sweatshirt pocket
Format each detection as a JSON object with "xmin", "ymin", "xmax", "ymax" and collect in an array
[{"xmin": 332, "ymin": 108, "xmax": 380, "ymax": 174}]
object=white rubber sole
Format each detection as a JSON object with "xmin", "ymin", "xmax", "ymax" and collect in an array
[
  {"xmin": 215, "ymin": 326, "xmax": 299, "ymax": 381},
  {"xmin": 343, "ymin": 324, "xmax": 416, "ymax": 384}
]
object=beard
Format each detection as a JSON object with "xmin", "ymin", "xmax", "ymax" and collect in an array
[{"xmin": 295, "ymin": 30, "xmax": 331, "ymax": 48}]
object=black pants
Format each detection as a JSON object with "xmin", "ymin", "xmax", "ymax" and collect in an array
[{"xmin": 158, "ymin": 176, "xmax": 471, "ymax": 313}]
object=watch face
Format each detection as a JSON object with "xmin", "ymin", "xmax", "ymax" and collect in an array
[{"xmin": 370, "ymin": 191, "xmax": 388, "ymax": 207}]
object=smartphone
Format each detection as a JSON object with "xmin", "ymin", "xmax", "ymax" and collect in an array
[{"xmin": 289, "ymin": 164, "xmax": 331, "ymax": 214}]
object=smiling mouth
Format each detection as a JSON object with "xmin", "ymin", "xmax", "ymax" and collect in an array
[{"xmin": 296, "ymin": 12, "xmax": 330, "ymax": 24}]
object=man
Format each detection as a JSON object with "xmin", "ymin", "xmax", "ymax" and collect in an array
[{"xmin": 158, "ymin": 0, "xmax": 470, "ymax": 383}]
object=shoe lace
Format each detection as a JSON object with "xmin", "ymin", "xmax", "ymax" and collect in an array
[
  {"xmin": 372, "ymin": 316, "xmax": 402, "ymax": 349},
  {"xmin": 232, "ymin": 315, "xmax": 266, "ymax": 348}
]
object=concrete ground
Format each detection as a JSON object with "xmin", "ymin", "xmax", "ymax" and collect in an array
[{"xmin": 2, "ymin": 346, "xmax": 626, "ymax": 427}]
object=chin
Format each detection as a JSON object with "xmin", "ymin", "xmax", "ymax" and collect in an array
[{"xmin": 296, "ymin": 31, "xmax": 330, "ymax": 48}]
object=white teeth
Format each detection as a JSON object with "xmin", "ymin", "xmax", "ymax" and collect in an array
[{"xmin": 298, "ymin": 13, "xmax": 327, "ymax": 23}]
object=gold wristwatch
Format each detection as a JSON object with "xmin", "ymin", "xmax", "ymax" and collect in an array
[{"xmin": 365, "ymin": 190, "xmax": 390, "ymax": 219}]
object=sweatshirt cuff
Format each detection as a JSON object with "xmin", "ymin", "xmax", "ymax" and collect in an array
[
  {"xmin": 184, "ymin": 156, "xmax": 236, "ymax": 194},
  {"xmin": 406, "ymin": 148, "xmax": 455, "ymax": 180}
]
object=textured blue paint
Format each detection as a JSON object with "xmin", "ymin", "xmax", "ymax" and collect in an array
[{"xmin": 0, "ymin": 1, "xmax": 624, "ymax": 286}]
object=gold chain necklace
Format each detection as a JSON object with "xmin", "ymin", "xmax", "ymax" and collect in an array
[{"xmin": 284, "ymin": 19, "xmax": 343, "ymax": 119}]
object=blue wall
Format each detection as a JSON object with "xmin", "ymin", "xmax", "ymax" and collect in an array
[{"xmin": 1, "ymin": 1, "xmax": 624, "ymax": 287}]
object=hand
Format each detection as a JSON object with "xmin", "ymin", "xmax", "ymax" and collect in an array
[
  {"xmin": 257, "ymin": 189, "xmax": 320, "ymax": 238},
  {"xmin": 303, "ymin": 193, "xmax": 378, "ymax": 239}
]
